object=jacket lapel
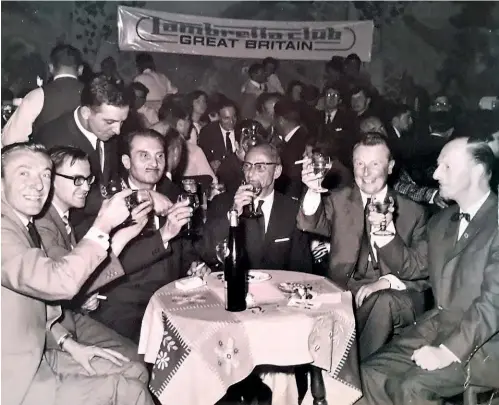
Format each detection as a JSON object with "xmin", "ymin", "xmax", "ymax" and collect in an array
[
  {"xmin": 262, "ymin": 193, "xmax": 281, "ymax": 250},
  {"xmin": 48, "ymin": 205, "xmax": 73, "ymax": 250}
]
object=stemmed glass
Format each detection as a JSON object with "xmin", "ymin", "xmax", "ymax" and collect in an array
[
  {"xmin": 311, "ymin": 152, "xmax": 332, "ymax": 177},
  {"xmin": 370, "ymin": 196, "xmax": 395, "ymax": 236},
  {"xmin": 178, "ymin": 179, "xmax": 200, "ymax": 237},
  {"xmin": 241, "ymin": 180, "xmax": 263, "ymax": 218}
]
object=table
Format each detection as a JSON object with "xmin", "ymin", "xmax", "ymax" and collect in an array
[{"xmin": 139, "ymin": 270, "xmax": 362, "ymax": 405}]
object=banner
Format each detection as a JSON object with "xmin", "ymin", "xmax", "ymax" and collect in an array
[{"xmin": 118, "ymin": 6, "xmax": 374, "ymax": 61}]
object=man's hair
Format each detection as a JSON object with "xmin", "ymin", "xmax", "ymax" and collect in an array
[
  {"xmin": 256, "ymin": 92, "xmax": 281, "ymax": 113},
  {"xmin": 80, "ymin": 74, "xmax": 130, "ymax": 109},
  {"xmin": 246, "ymin": 143, "xmax": 282, "ymax": 166},
  {"xmin": 48, "ymin": 146, "xmax": 89, "ymax": 171},
  {"xmin": 218, "ymin": 98, "xmax": 238, "ymax": 114},
  {"xmin": 158, "ymin": 102, "xmax": 188, "ymax": 125},
  {"xmin": 135, "ymin": 53, "xmax": 155, "ymax": 73},
  {"xmin": 326, "ymin": 56, "xmax": 344, "ymax": 73},
  {"xmin": 353, "ymin": 132, "xmax": 393, "ymax": 160},
  {"xmin": 464, "ymin": 136, "xmax": 496, "ymax": 179},
  {"xmin": 129, "ymin": 81, "xmax": 149, "ymax": 96},
  {"xmin": 50, "ymin": 44, "xmax": 82, "ymax": 70},
  {"xmin": 1, "ymin": 142, "xmax": 50, "ymax": 177},
  {"xmin": 350, "ymin": 86, "xmax": 368, "ymax": 98},
  {"xmin": 262, "ymin": 57, "xmax": 279, "ymax": 70},
  {"xmin": 122, "ymin": 129, "xmax": 166, "ymax": 158},
  {"xmin": 345, "ymin": 53, "xmax": 361, "ymax": 65},
  {"xmin": 389, "ymin": 104, "xmax": 412, "ymax": 121},
  {"xmin": 322, "ymin": 82, "xmax": 342, "ymax": 97},
  {"xmin": 274, "ymin": 99, "xmax": 301, "ymax": 124},
  {"xmin": 248, "ymin": 63, "xmax": 264, "ymax": 78},
  {"xmin": 100, "ymin": 56, "xmax": 116, "ymax": 71}
]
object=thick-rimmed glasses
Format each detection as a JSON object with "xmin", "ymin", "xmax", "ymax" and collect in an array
[
  {"xmin": 55, "ymin": 173, "xmax": 95, "ymax": 186},
  {"xmin": 242, "ymin": 162, "xmax": 278, "ymax": 173}
]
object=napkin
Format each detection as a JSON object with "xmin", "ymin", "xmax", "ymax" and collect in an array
[{"xmin": 175, "ymin": 277, "xmax": 206, "ymax": 291}]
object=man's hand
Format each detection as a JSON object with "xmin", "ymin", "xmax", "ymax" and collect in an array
[
  {"xmin": 367, "ymin": 210, "xmax": 394, "ymax": 231},
  {"xmin": 355, "ymin": 279, "xmax": 391, "ymax": 307},
  {"xmin": 111, "ymin": 200, "xmax": 153, "ymax": 255},
  {"xmin": 160, "ymin": 199, "xmax": 192, "ymax": 243},
  {"xmin": 233, "ymin": 184, "xmax": 254, "ymax": 216},
  {"xmin": 63, "ymin": 338, "xmax": 130, "ymax": 376},
  {"xmin": 186, "ymin": 261, "xmax": 211, "ymax": 279},
  {"xmin": 210, "ymin": 160, "xmax": 222, "ymax": 173},
  {"xmin": 412, "ymin": 345, "xmax": 457, "ymax": 371},
  {"xmin": 149, "ymin": 190, "xmax": 173, "ymax": 216},
  {"xmin": 301, "ymin": 159, "xmax": 328, "ymax": 193},
  {"xmin": 81, "ymin": 293, "xmax": 100, "ymax": 312},
  {"xmin": 93, "ymin": 189, "xmax": 133, "ymax": 234},
  {"xmin": 432, "ymin": 191, "xmax": 449, "ymax": 209}
]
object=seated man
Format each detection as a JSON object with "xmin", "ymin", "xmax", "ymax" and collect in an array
[
  {"xmin": 1, "ymin": 143, "xmax": 154, "ymax": 405},
  {"xmin": 297, "ymin": 133, "xmax": 429, "ymax": 360},
  {"xmin": 90, "ymin": 129, "xmax": 201, "ymax": 344},
  {"xmin": 197, "ymin": 143, "xmax": 313, "ymax": 273},
  {"xmin": 357, "ymin": 136, "xmax": 499, "ymax": 405},
  {"xmin": 35, "ymin": 146, "xmax": 152, "ymax": 378}
]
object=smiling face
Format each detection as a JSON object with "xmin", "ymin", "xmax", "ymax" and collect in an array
[
  {"xmin": 353, "ymin": 143, "xmax": 394, "ymax": 195},
  {"xmin": 2, "ymin": 150, "xmax": 52, "ymax": 217},
  {"xmin": 122, "ymin": 135, "xmax": 166, "ymax": 188},
  {"xmin": 81, "ymin": 103, "xmax": 130, "ymax": 141},
  {"xmin": 219, "ymin": 106, "xmax": 237, "ymax": 131},
  {"xmin": 53, "ymin": 158, "xmax": 92, "ymax": 211}
]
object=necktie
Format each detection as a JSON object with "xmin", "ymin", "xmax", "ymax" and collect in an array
[
  {"xmin": 451, "ymin": 212, "xmax": 471, "ymax": 222},
  {"xmin": 96, "ymin": 139, "xmax": 104, "ymax": 173},
  {"xmin": 27, "ymin": 222, "xmax": 42, "ymax": 248},
  {"xmin": 225, "ymin": 132, "xmax": 233, "ymax": 153},
  {"xmin": 61, "ymin": 214, "xmax": 72, "ymax": 237},
  {"xmin": 256, "ymin": 200, "xmax": 265, "ymax": 236}
]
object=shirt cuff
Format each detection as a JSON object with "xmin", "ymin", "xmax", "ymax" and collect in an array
[
  {"xmin": 83, "ymin": 227, "xmax": 110, "ymax": 251},
  {"xmin": 429, "ymin": 190, "xmax": 438, "ymax": 204},
  {"xmin": 439, "ymin": 344, "xmax": 461, "ymax": 363},
  {"xmin": 302, "ymin": 189, "xmax": 321, "ymax": 216},
  {"xmin": 379, "ymin": 274, "xmax": 407, "ymax": 291}
]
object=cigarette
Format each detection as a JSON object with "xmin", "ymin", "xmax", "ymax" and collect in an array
[
  {"xmin": 294, "ymin": 159, "xmax": 307, "ymax": 165},
  {"xmin": 96, "ymin": 294, "xmax": 107, "ymax": 301}
]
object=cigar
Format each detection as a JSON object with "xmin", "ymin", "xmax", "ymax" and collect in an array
[
  {"xmin": 96, "ymin": 294, "xmax": 107, "ymax": 301},
  {"xmin": 294, "ymin": 159, "xmax": 307, "ymax": 165}
]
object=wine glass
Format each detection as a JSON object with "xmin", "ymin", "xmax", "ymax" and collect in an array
[
  {"xmin": 371, "ymin": 196, "xmax": 395, "ymax": 236},
  {"xmin": 100, "ymin": 178, "xmax": 126, "ymax": 199},
  {"xmin": 126, "ymin": 190, "xmax": 156, "ymax": 235},
  {"xmin": 311, "ymin": 152, "xmax": 332, "ymax": 177},
  {"xmin": 215, "ymin": 239, "xmax": 229, "ymax": 270},
  {"xmin": 177, "ymin": 193, "xmax": 199, "ymax": 237},
  {"xmin": 242, "ymin": 180, "xmax": 263, "ymax": 218}
]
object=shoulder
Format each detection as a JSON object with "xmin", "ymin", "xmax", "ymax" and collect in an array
[
  {"xmin": 21, "ymin": 87, "xmax": 44, "ymax": 104},
  {"xmin": 393, "ymin": 191, "xmax": 426, "ymax": 218},
  {"xmin": 273, "ymin": 191, "xmax": 300, "ymax": 214},
  {"xmin": 35, "ymin": 111, "xmax": 74, "ymax": 138}
]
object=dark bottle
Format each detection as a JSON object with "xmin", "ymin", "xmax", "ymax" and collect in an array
[{"xmin": 224, "ymin": 209, "xmax": 247, "ymax": 312}]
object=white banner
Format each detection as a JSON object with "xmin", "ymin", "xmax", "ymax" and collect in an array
[{"xmin": 118, "ymin": 6, "xmax": 374, "ymax": 61}]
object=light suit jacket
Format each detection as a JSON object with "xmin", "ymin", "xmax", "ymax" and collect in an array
[{"xmin": 1, "ymin": 196, "xmax": 108, "ymax": 405}]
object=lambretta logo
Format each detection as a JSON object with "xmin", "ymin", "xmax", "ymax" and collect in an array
[{"xmin": 136, "ymin": 16, "xmax": 356, "ymax": 52}]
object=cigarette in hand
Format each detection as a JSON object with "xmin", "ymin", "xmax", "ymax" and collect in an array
[
  {"xmin": 294, "ymin": 159, "xmax": 307, "ymax": 165},
  {"xmin": 96, "ymin": 294, "xmax": 107, "ymax": 301}
]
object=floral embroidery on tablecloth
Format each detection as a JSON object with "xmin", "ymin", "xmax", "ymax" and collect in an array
[
  {"xmin": 163, "ymin": 331, "xmax": 179, "ymax": 352},
  {"xmin": 214, "ymin": 337, "xmax": 240, "ymax": 375},
  {"xmin": 171, "ymin": 293, "xmax": 207, "ymax": 305},
  {"xmin": 156, "ymin": 351, "xmax": 171, "ymax": 370}
]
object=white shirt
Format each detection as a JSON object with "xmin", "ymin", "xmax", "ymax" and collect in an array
[
  {"xmin": 393, "ymin": 126, "xmax": 402, "ymax": 138},
  {"xmin": 219, "ymin": 125, "xmax": 236, "ymax": 153},
  {"xmin": 266, "ymin": 73, "xmax": 285, "ymax": 95},
  {"xmin": 254, "ymin": 190, "xmax": 275, "ymax": 233},
  {"xmin": 133, "ymin": 68, "xmax": 177, "ymax": 102},
  {"xmin": 457, "ymin": 191, "xmax": 491, "ymax": 240},
  {"xmin": 284, "ymin": 126, "xmax": 301, "ymax": 143},
  {"xmin": 74, "ymin": 108, "xmax": 105, "ymax": 171}
]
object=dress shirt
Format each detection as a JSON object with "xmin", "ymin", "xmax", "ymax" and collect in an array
[
  {"xmin": 254, "ymin": 190, "xmax": 274, "ymax": 233},
  {"xmin": 219, "ymin": 125, "xmax": 236, "ymax": 153},
  {"xmin": 284, "ymin": 125, "xmax": 301, "ymax": 143},
  {"xmin": 325, "ymin": 109, "xmax": 337, "ymax": 124},
  {"xmin": 1, "ymin": 74, "xmax": 78, "ymax": 146},
  {"xmin": 133, "ymin": 69, "xmax": 177, "ymax": 102},
  {"xmin": 457, "ymin": 191, "xmax": 490, "ymax": 240},
  {"xmin": 266, "ymin": 73, "xmax": 285, "ymax": 94},
  {"xmin": 74, "ymin": 108, "xmax": 105, "ymax": 170}
]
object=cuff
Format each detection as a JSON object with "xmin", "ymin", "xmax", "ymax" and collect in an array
[
  {"xmin": 429, "ymin": 190, "xmax": 438, "ymax": 204},
  {"xmin": 439, "ymin": 344, "xmax": 461, "ymax": 364},
  {"xmin": 379, "ymin": 274, "xmax": 407, "ymax": 291},
  {"xmin": 84, "ymin": 227, "xmax": 110, "ymax": 251},
  {"xmin": 302, "ymin": 189, "xmax": 321, "ymax": 216}
]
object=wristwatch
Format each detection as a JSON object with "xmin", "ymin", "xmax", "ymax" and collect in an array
[{"xmin": 57, "ymin": 333, "xmax": 73, "ymax": 351}]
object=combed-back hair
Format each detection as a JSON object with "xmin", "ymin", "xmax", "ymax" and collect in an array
[
  {"xmin": 1, "ymin": 142, "xmax": 50, "ymax": 177},
  {"xmin": 274, "ymin": 99, "xmax": 301, "ymax": 124},
  {"xmin": 50, "ymin": 44, "xmax": 82, "ymax": 70},
  {"xmin": 464, "ymin": 136, "xmax": 496, "ymax": 179},
  {"xmin": 48, "ymin": 146, "xmax": 89, "ymax": 170},
  {"xmin": 248, "ymin": 63, "xmax": 264, "ymax": 77},
  {"xmin": 129, "ymin": 81, "xmax": 149, "ymax": 96},
  {"xmin": 135, "ymin": 53, "xmax": 155, "ymax": 73},
  {"xmin": 81, "ymin": 74, "xmax": 130, "ymax": 109},
  {"xmin": 353, "ymin": 132, "xmax": 393, "ymax": 160},
  {"xmin": 389, "ymin": 103, "xmax": 412, "ymax": 121},
  {"xmin": 121, "ymin": 129, "xmax": 166, "ymax": 158},
  {"xmin": 246, "ymin": 143, "xmax": 282, "ymax": 166}
]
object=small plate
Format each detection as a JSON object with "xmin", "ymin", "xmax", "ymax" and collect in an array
[{"xmin": 211, "ymin": 270, "xmax": 272, "ymax": 283}]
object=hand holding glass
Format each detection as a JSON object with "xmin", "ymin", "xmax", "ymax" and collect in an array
[
  {"xmin": 370, "ymin": 196, "xmax": 395, "ymax": 236},
  {"xmin": 242, "ymin": 180, "xmax": 263, "ymax": 218}
]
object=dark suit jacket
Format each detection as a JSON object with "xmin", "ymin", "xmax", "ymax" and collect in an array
[
  {"xmin": 198, "ymin": 121, "xmax": 233, "ymax": 164},
  {"xmin": 216, "ymin": 153, "xmax": 244, "ymax": 196},
  {"xmin": 33, "ymin": 111, "xmax": 120, "ymax": 240},
  {"xmin": 196, "ymin": 190, "xmax": 313, "ymax": 273},
  {"xmin": 317, "ymin": 108, "xmax": 357, "ymax": 137},
  {"xmin": 275, "ymin": 126, "xmax": 310, "ymax": 199},
  {"xmin": 423, "ymin": 193, "xmax": 499, "ymax": 384},
  {"xmin": 297, "ymin": 186, "xmax": 429, "ymax": 292}
]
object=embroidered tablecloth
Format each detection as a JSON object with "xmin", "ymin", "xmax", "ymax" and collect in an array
[{"xmin": 139, "ymin": 270, "xmax": 362, "ymax": 405}]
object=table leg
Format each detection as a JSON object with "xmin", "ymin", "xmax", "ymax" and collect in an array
[{"xmin": 310, "ymin": 366, "xmax": 327, "ymax": 405}]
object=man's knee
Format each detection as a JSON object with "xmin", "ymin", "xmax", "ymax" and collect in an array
[
  {"xmin": 117, "ymin": 376, "xmax": 154, "ymax": 405},
  {"xmin": 122, "ymin": 359, "xmax": 150, "ymax": 384}
]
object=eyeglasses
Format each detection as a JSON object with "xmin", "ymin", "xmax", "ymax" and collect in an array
[
  {"xmin": 55, "ymin": 173, "xmax": 96, "ymax": 186},
  {"xmin": 325, "ymin": 93, "xmax": 340, "ymax": 99},
  {"xmin": 242, "ymin": 162, "xmax": 278, "ymax": 173}
]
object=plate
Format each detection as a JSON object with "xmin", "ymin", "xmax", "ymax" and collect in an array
[{"xmin": 211, "ymin": 270, "xmax": 272, "ymax": 283}]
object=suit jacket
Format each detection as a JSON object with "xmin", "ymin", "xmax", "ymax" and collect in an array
[
  {"xmin": 216, "ymin": 153, "xmax": 244, "ymax": 196},
  {"xmin": 1, "ymin": 196, "xmax": 108, "ymax": 405},
  {"xmin": 198, "ymin": 121, "xmax": 234, "ymax": 164},
  {"xmin": 197, "ymin": 190, "xmax": 313, "ymax": 273},
  {"xmin": 317, "ymin": 108, "xmax": 357, "ymax": 136},
  {"xmin": 424, "ymin": 193, "xmax": 499, "ymax": 384},
  {"xmin": 33, "ymin": 111, "xmax": 120, "ymax": 240},
  {"xmin": 296, "ymin": 186, "xmax": 429, "ymax": 291},
  {"xmin": 275, "ymin": 126, "xmax": 310, "ymax": 199},
  {"xmin": 35, "ymin": 204, "xmax": 125, "ymax": 348}
]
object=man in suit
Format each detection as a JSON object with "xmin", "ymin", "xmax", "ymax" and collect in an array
[
  {"xmin": 90, "ymin": 129, "xmax": 200, "ymax": 343},
  {"xmin": 2, "ymin": 44, "xmax": 84, "ymax": 146},
  {"xmin": 1, "ymin": 142, "xmax": 154, "ymax": 405},
  {"xmin": 240, "ymin": 63, "xmax": 268, "ymax": 119},
  {"xmin": 357, "ymin": 137, "xmax": 499, "ymax": 405},
  {"xmin": 297, "ymin": 133, "xmax": 429, "ymax": 360},
  {"xmin": 198, "ymin": 99, "xmax": 237, "ymax": 173},
  {"xmin": 198, "ymin": 143, "xmax": 313, "ymax": 273},
  {"xmin": 33, "ymin": 74, "xmax": 130, "ymax": 240},
  {"xmin": 273, "ymin": 99, "xmax": 311, "ymax": 199}
]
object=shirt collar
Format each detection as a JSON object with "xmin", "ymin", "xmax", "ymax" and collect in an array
[
  {"xmin": 74, "ymin": 108, "xmax": 99, "ymax": 149},
  {"xmin": 165, "ymin": 172, "xmax": 172, "ymax": 181},
  {"xmin": 250, "ymin": 79, "xmax": 263, "ymax": 89},
  {"xmin": 461, "ymin": 191, "xmax": 490, "ymax": 220},
  {"xmin": 53, "ymin": 73, "xmax": 78, "ymax": 80},
  {"xmin": 128, "ymin": 177, "xmax": 156, "ymax": 191},
  {"xmin": 12, "ymin": 208, "xmax": 31, "ymax": 227},
  {"xmin": 359, "ymin": 185, "xmax": 388, "ymax": 207},
  {"xmin": 284, "ymin": 126, "xmax": 301, "ymax": 142},
  {"xmin": 393, "ymin": 126, "xmax": 402, "ymax": 138},
  {"xmin": 219, "ymin": 124, "xmax": 234, "ymax": 136},
  {"xmin": 52, "ymin": 202, "xmax": 69, "ymax": 220}
]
